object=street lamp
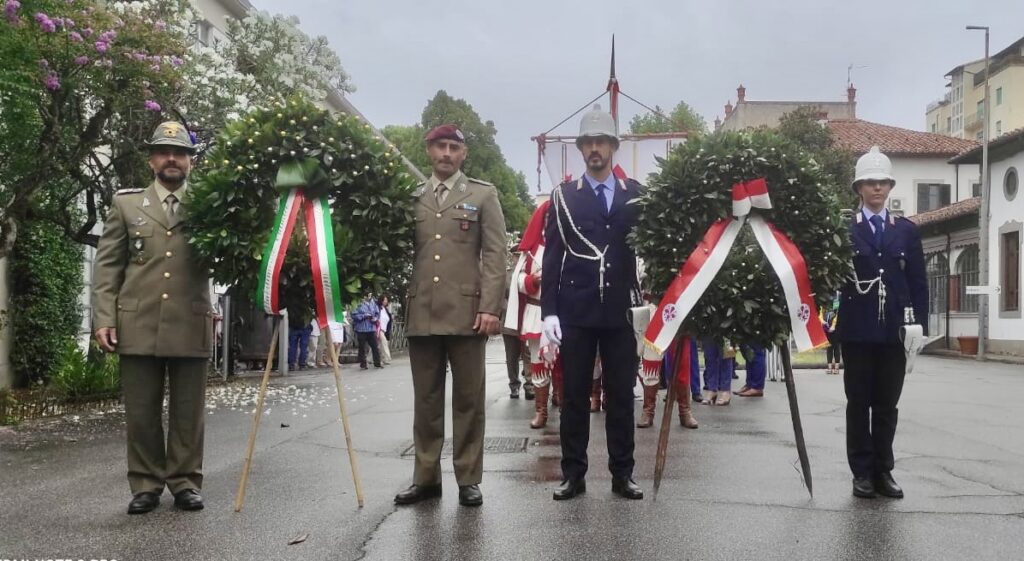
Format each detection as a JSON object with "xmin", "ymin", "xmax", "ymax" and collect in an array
[{"xmin": 966, "ymin": 25, "xmax": 989, "ymax": 360}]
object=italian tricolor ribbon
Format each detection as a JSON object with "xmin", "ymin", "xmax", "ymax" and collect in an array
[
  {"xmin": 257, "ymin": 158, "xmax": 344, "ymax": 328},
  {"xmin": 645, "ymin": 178, "xmax": 827, "ymax": 354}
]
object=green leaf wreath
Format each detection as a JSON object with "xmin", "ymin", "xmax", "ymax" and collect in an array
[
  {"xmin": 187, "ymin": 96, "xmax": 417, "ymax": 313},
  {"xmin": 630, "ymin": 129, "xmax": 853, "ymax": 348}
]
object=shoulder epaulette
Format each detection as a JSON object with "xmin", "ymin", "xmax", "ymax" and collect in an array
[
  {"xmin": 468, "ymin": 177, "xmax": 494, "ymax": 187},
  {"xmin": 115, "ymin": 188, "xmax": 145, "ymax": 195}
]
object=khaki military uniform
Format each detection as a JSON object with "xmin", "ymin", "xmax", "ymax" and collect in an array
[
  {"xmin": 405, "ymin": 170, "xmax": 506, "ymax": 487},
  {"xmin": 93, "ymin": 181, "xmax": 213, "ymax": 495}
]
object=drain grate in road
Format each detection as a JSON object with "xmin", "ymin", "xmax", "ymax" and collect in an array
[{"xmin": 401, "ymin": 436, "xmax": 528, "ymax": 457}]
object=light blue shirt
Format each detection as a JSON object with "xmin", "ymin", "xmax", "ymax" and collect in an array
[
  {"xmin": 584, "ymin": 173, "xmax": 616, "ymax": 213},
  {"xmin": 861, "ymin": 207, "xmax": 888, "ymax": 234}
]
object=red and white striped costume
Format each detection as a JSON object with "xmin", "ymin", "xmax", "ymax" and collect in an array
[{"xmin": 504, "ymin": 200, "xmax": 559, "ymax": 387}]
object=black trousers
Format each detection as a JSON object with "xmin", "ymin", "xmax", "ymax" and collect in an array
[
  {"xmin": 559, "ymin": 324, "xmax": 638, "ymax": 481},
  {"xmin": 842, "ymin": 341, "xmax": 906, "ymax": 479},
  {"xmin": 357, "ymin": 331, "xmax": 381, "ymax": 367}
]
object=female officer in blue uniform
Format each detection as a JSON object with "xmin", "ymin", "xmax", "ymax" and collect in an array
[{"xmin": 838, "ymin": 146, "xmax": 928, "ymax": 499}]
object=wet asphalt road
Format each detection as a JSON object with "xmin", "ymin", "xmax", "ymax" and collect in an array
[{"xmin": 1, "ymin": 341, "xmax": 1023, "ymax": 561}]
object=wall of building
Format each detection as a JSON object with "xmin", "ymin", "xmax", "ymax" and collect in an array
[
  {"xmin": 987, "ymin": 151, "xmax": 1024, "ymax": 347},
  {"xmin": 985, "ymin": 65, "xmax": 1024, "ymax": 138},
  {"xmin": 720, "ymin": 101, "xmax": 855, "ymax": 131},
  {"xmin": 886, "ymin": 157, "xmax": 979, "ymax": 217}
]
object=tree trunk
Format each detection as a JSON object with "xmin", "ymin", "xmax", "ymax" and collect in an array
[{"xmin": 0, "ymin": 257, "xmax": 13, "ymax": 389}]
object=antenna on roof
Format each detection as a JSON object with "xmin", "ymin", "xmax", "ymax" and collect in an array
[{"xmin": 847, "ymin": 64, "xmax": 868, "ymax": 88}]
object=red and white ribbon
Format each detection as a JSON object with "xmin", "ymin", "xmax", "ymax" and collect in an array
[{"xmin": 645, "ymin": 178, "xmax": 827, "ymax": 354}]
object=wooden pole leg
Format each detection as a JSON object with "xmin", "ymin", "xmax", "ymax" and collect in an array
[
  {"xmin": 234, "ymin": 318, "xmax": 281, "ymax": 512},
  {"xmin": 325, "ymin": 329, "xmax": 365, "ymax": 508}
]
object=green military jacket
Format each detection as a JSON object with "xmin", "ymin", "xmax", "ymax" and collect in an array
[
  {"xmin": 405, "ymin": 172, "xmax": 507, "ymax": 336},
  {"xmin": 92, "ymin": 182, "xmax": 213, "ymax": 357}
]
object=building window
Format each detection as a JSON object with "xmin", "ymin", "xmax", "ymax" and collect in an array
[
  {"xmin": 996, "ymin": 87, "xmax": 1002, "ymax": 105},
  {"xmin": 976, "ymin": 131, "xmax": 983, "ymax": 141},
  {"xmin": 955, "ymin": 245, "xmax": 979, "ymax": 313},
  {"xmin": 927, "ymin": 253, "xmax": 949, "ymax": 314},
  {"xmin": 917, "ymin": 183, "xmax": 951, "ymax": 212},
  {"xmin": 972, "ymin": 182, "xmax": 982, "ymax": 197},
  {"xmin": 996, "ymin": 121, "xmax": 1002, "ymax": 136},
  {"xmin": 1005, "ymin": 167, "xmax": 1019, "ymax": 201},
  {"xmin": 931, "ymin": 123, "xmax": 937, "ymax": 133},
  {"xmin": 1003, "ymin": 231, "xmax": 1020, "ymax": 313},
  {"xmin": 194, "ymin": 19, "xmax": 213, "ymax": 45}
]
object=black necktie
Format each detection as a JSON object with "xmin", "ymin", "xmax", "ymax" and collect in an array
[
  {"xmin": 870, "ymin": 215, "xmax": 884, "ymax": 248},
  {"xmin": 595, "ymin": 184, "xmax": 608, "ymax": 216}
]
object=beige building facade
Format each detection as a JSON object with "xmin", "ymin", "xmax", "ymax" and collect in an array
[
  {"xmin": 926, "ymin": 36, "xmax": 1024, "ymax": 141},
  {"xmin": 716, "ymin": 84, "xmax": 858, "ymax": 131}
]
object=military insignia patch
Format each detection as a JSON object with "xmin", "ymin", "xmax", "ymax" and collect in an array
[{"xmin": 162, "ymin": 123, "xmax": 181, "ymax": 137}]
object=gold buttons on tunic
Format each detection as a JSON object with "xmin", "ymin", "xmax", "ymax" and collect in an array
[
  {"xmin": 434, "ymin": 234, "xmax": 442, "ymax": 240},
  {"xmin": 436, "ymin": 213, "xmax": 442, "ymax": 218},
  {"xmin": 134, "ymin": 231, "xmax": 141, "ymax": 236},
  {"xmin": 433, "ymin": 276, "xmax": 440, "ymax": 283},
  {"xmin": 161, "ymin": 293, "xmax": 169, "ymax": 300},
  {"xmin": 166, "ymin": 231, "xmax": 173, "ymax": 237},
  {"xmin": 165, "ymin": 251, "xmax": 173, "ymax": 257},
  {"xmin": 164, "ymin": 272, "xmax": 171, "ymax": 278},
  {"xmin": 434, "ymin": 255, "xmax": 440, "ymax": 261}
]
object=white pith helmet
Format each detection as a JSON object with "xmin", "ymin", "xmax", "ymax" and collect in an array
[
  {"xmin": 852, "ymin": 146, "xmax": 895, "ymax": 192},
  {"xmin": 576, "ymin": 104, "xmax": 619, "ymax": 148}
]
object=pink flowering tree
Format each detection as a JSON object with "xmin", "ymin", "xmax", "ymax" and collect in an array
[{"xmin": 0, "ymin": 0, "xmax": 187, "ymax": 254}]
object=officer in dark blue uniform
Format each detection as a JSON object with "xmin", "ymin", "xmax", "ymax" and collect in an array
[
  {"xmin": 838, "ymin": 146, "xmax": 929, "ymax": 499},
  {"xmin": 541, "ymin": 106, "xmax": 644, "ymax": 501}
]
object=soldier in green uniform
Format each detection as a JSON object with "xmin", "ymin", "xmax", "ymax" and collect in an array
[
  {"xmin": 393, "ymin": 124, "xmax": 507, "ymax": 507},
  {"xmin": 93, "ymin": 121, "xmax": 213, "ymax": 514}
]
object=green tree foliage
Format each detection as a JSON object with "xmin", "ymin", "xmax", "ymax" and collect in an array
[
  {"xmin": 10, "ymin": 219, "xmax": 84, "ymax": 386},
  {"xmin": 631, "ymin": 129, "xmax": 852, "ymax": 348},
  {"xmin": 384, "ymin": 91, "xmax": 534, "ymax": 231},
  {"xmin": 775, "ymin": 107, "xmax": 857, "ymax": 209},
  {"xmin": 628, "ymin": 100, "xmax": 708, "ymax": 136}
]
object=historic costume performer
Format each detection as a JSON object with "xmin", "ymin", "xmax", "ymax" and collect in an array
[
  {"xmin": 505, "ymin": 200, "xmax": 562, "ymax": 428},
  {"xmin": 839, "ymin": 146, "xmax": 928, "ymax": 500},
  {"xmin": 542, "ymin": 106, "xmax": 645, "ymax": 501}
]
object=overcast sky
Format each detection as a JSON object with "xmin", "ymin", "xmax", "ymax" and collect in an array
[{"xmin": 256, "ymin": 0, "xmax": 1023, "ymax": 190}]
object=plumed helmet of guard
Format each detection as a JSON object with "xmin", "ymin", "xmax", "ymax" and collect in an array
[
  {"xmin": 852, "ymin": 145, "xmax": 895, "ymax": 192},
  {"xmin": 576, "ymin": 104, "xmax": 618, "ymax": 148}
]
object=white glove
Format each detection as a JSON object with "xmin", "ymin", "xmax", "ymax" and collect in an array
[{"xmin": 543, "ymin": 315, "xmax": 562, "ymax": 347}]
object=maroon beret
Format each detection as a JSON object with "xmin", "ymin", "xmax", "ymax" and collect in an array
[{"xmin": 424, "ymin": 124, "xmax": 465, "ymax": 144}]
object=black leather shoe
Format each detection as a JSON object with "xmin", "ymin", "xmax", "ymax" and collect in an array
[
  {"xmin": 524, "ymin": 386, "xmax": 535, "ymax": 400},
  {"xmin": 458, "ymin": 484, "xmax": 483, "ymax": 506},
  {"xmin": 173, "ymin": 489, "xmax": 204, "ymax": 510},
  {"xmin": 553, "ymin": 479, "xmax": 586, "ymax": 500},
  {"xmin": 874, "ymin": 472, "xmax": 904, "ymax": 498},
  {"xmin": 852, "ymin": 478, "xmax": 877, "ymax": 498},
  {"xmin": 394, "ymin": 484, "xmax": 442, "ymax": 505},
  {"xmin": 127, "ymin": 492, "xmax": 160, "ymax": 514},
  {"xmin": 509, "ymin": 387, "xmax": 520, "ymax": 399},
  {"xmin": 611, "ymin": 477, "xmax": 644, "ymax": 500}
]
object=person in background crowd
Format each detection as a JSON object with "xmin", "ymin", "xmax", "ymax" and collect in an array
[
  {"xmin": 307, "ymin": 319, "xmax": 321, "ymax": 368},
  {"xmin": 821, "ymin": 295, "xmax": 842, "ymax": 375},
  {"xmin": 377, "ymin": 295, "xmax": 393, "ymax": 366},
  {"xmin": 701, "ymin": 339, "xmax": 735, "ymax": 406},
  {"xmin": 287, "ymin": 305, "xmax": 313, "ymax": 371},
  {"xmin": 352, "ymin": 293, "xmax": 382, "ymax": 370},
  {"xmin": 736, "ymin": 345, "xmax": 767, "ymax": 397}
]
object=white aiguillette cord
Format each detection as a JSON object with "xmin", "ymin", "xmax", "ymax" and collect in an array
[
  {"xmin": 552, "ymin": 178, "xmax": 623, "ymax": 303},
  {"xmin": 850, "ymin": 268, "xmax": 886, "ymax": 323}
]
